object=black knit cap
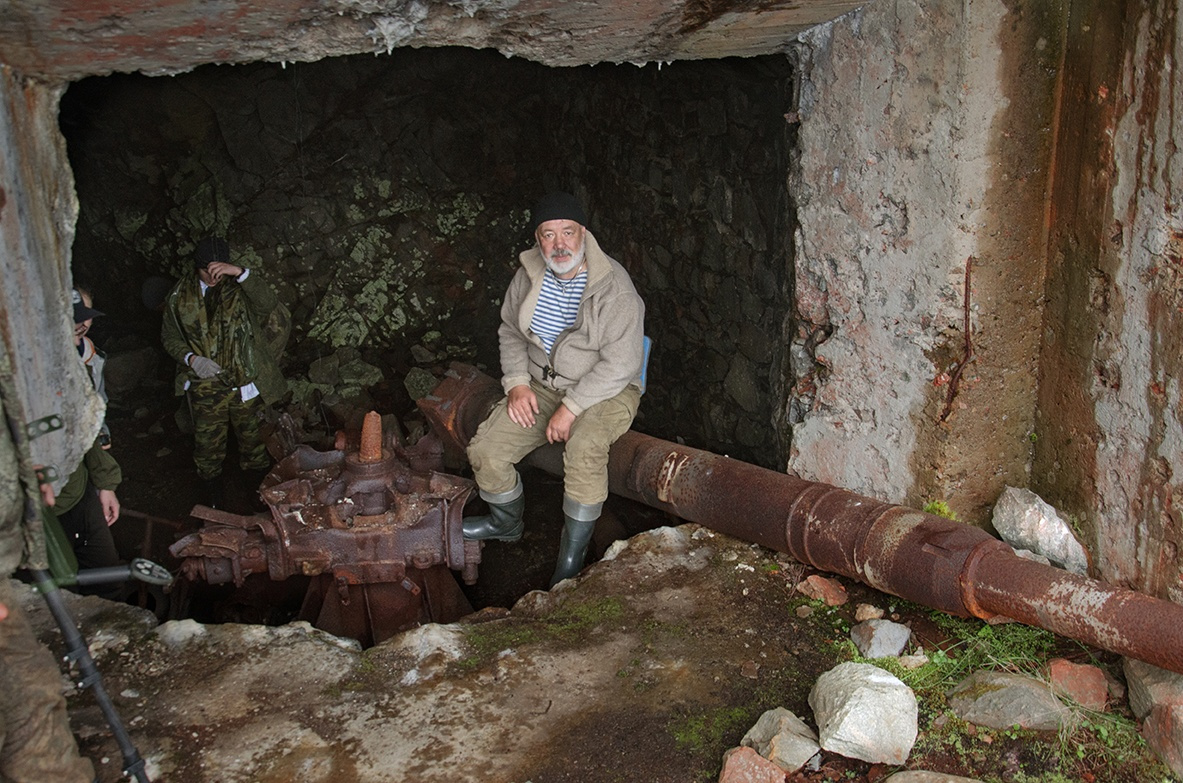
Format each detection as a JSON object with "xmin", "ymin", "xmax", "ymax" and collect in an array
[
  {"xmin": 531, "ymin": 192, "xmax": 587, "ymax": 232},
  {"xmin": 194, "ymin": 236, "xmax": 230, "ymax": 269}
]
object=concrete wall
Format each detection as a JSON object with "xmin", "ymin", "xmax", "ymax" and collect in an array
[
  {"xmin": 1036, "ymin": 0, "xmax": 1183, "ymax": 600},
  {"xmin": 786, "ymin": 0, "xmax": 1065, "ymax": 523},
  {"xmin": 0, "ymin": 65, "xmax": 102, "ymax": 497}
]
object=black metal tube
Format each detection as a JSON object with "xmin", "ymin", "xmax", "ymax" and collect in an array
[
  {"xmin": 73, "ymin": 564, "xmax": 133, "ymax": 586},
  {"xmin": 30, "ymin": 570, "xmax": 151, "ymax": 783}
]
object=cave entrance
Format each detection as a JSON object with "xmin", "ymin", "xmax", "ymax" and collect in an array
[{"xmin": 57, "ymin": 46, "xmax": 796, "ymax": 639}]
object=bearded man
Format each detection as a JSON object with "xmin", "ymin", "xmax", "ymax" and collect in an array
[{"xmin": 464, "ymin": 192, "xmax": 646, "ymax": 586}]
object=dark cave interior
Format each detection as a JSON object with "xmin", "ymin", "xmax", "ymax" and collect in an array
[{"xmin": 58, "ymin": 46, "xmax": 799, "ymax": 635}]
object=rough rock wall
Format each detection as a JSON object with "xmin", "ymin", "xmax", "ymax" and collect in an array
[
  {"xmin": 560, "ymin": 57, "xmax": 794, "ymax": 463},
  {"xmin": 786, "ymin": 0, "xmax": 1064, "ymax": 521},
  {"xmin": 64, "ymin": 49, "xmax": 793, "ymax": 467},
  {"xmin": 0, "ymin": 65, "xmax": 103, "ymax": 497},
  {"xmin": 1036, "ymin": 0, "xmax": 1183, "ymax": 599}
]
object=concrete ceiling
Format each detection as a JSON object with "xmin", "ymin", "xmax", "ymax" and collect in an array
[{"xmin": 0, "ymin": 0, "xmax": 865, "ymax": 82}]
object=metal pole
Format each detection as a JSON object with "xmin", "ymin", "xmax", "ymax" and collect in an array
[{"xmin": 30, "ymin": 569, "xmax": 151, "ymax": 783}]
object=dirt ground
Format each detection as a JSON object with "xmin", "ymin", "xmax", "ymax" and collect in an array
[{"xmin": 71, "ymin": 389, "xmax": 1175, "ymax": 783}]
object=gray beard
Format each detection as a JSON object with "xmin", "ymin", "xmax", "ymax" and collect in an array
[{"xmin": 545, "ymin": 243, "xmax": 586, "ymax": 277}]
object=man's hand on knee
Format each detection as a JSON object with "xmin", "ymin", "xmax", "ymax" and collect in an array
[
  {"xmin": 507, "ymin": 385, "xmax": 539, "ymax": 429},
  {"xmin": 546, "ymin": 404, "xmax": 576, "ymax": 444}
]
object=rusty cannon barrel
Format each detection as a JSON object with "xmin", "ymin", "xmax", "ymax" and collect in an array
[{"xmin": 419, "ymin": 363, "xmax": 1183, "ymax": 675}]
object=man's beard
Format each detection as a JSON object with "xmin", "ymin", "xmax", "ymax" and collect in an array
[{"xmin": 545, "ymin": 243, "xmax": 586, "ymax": 277}]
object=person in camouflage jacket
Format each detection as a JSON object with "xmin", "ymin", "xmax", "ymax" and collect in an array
[
  {"xmin": 161, "ymin": 237, "xmax": 286, "ymax": 507},
  {"xmin": 0, "ymin": 339, "xmax": 96, "ymax": 783}
]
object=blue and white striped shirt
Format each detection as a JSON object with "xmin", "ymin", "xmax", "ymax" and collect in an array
[{"xmin": 530, "ymin": 269, "xmax": 588, "ymax": 355}]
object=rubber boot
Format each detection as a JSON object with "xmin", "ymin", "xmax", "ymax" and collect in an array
[
  {"xmin": 549, "ymin": 497, "xmax": 603, "ymax": 587},
  {"xmin": 463, "ymin": 477, "xmax": 525, "ymax": 541},
  {"xmin": 200, "ymin": 476, "xmax": 224, "ymax": 509}
]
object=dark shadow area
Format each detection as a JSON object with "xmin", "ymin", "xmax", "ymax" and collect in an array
[
  {"xmin": 61, "ymin": 46, "xmax": 795, "ymax": 471},
  {"xmin": 62, "ymin": 45, "xmax": 794, "ymax": 635}
]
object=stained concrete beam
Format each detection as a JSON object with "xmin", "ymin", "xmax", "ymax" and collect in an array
[{"xmin": 0, "ymin": 0, "xmax": 865, "ymax": 82}]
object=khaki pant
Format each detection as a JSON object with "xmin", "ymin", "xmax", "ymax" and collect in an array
[
  {"xmin": 467, "ymin": 381, "xmax": 640, "ymax": 505},
  {"xmin": 0, "ymin": 579, "xmax": 95, "ymax": 783}
]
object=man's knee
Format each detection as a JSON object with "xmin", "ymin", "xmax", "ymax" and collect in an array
[{"xmin": 466, "ymin": 434, "xmax": 506, "ymax": 475}]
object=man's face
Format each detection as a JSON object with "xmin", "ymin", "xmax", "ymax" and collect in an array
[
  {"xmin": 536, "ymin": 219, "xmax": 586, "ymax": 277},
  {"xmin": 73, "ymin": 290, "xmax": 93, "ymax": 345},
  {"xmin": 73, "ymin": 318, "xmax": 91, "ymax": 346}
]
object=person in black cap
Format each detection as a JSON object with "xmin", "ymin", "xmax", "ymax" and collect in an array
[
  {"xmin": 464, "ymin": 192, "xmax": 646, "ymax": 586},
  {"xmin": 72, "ymin": 287, "xmax": 110, "ymax": 446},
  {"xmin": 52, "ymin": 287, "xmax": 125, "ymax": 594},
  {"xmin": 161, "ymin": 236, "xmax": 287, "ymax": 508}
]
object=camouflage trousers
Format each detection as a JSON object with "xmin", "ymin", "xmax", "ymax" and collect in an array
[
  {"xmin": 189, "ymin": 383, "xmax": 269, "ymax": 480},
  {"xmin": 0, "ymin": 579, "xmax": 95, "ymax": 783}
]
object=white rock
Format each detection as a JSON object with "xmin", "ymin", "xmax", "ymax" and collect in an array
[
  {"xmin": 850, "ymin": 619, "xmax": 911, "ymax": 658},
  {"xmin": 809, "ymin": 662, "xmax": 918, "ymax": 764},
  {"xmin": 740, "ymin": 707, "xmax": 820, "ymax": 771},
  {"xmin": 990, "ymin": 486, "xmax": 1088, "ymax": 574},
  {"xmin": 155, "ymin": 618, "xmax": 208, "ymax": 647}
]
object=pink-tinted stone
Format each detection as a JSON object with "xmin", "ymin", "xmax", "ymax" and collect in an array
[
  {"xmin": 718, "ymin": 746, "xmax": 788, "ymax": 783},
  {"xmin": 1141, "ymin": 704, "xmax": 1183, "ymax": 779},
  {"xmin": 796, "ymin": 574, "xmax": 849, "ymax": 606},
  {"xmin": 1047, "ymin": 658, "xmax": 1108, "ymax": 712}
]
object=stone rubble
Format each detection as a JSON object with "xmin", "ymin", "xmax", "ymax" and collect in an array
[
  {"xmin": 739, "ymin": 707, "xmax": 820, "ymax": 772},
  {"xmin": 850, "ymin": 618, "xmax": 912, "ymax": 659},
  {"xmin": 795, "ymin": 574, "xmax": 849, "ymax": 606},
  {"xmin": 1046, "ymin": 658, "xmax": 1109, "ymax": 712},
  {"xmin": 946, "ymin": 670, "xmax": 1072, "ymax": 731},
  {"xmin": 1125, "ymin": 658, "xmax": 1183, "ymax": 778},
  {"xmin": 717, "ymin": 746, "xmax": 790, "ymax": 783},
  {"xmin": 854, "ymin": 602, "xmax": 885, "ymax": 622},
  {"xmin": 990, "ymin": 486, "xmax": 1089, "ymax": 575},
  {"xmin": 808, "ymin": 662, "xmax": 918, "ymax": 764}
]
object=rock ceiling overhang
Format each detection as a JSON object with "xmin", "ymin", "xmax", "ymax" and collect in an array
[{"xmin": 0, "ymin": 0, "xmax": 865, "ymax": 82}]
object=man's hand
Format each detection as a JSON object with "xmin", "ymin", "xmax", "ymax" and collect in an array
[
  {"xmin": 34, "ymin": 465, "xmax": 55, "ymax": 507},
  {"xmin": 98, "ymin": 489, "xmax": 120, "ymax": 526},
  {"xmin": 190, "ymin": 355, "xmax": 222, "ymax": 379},
  {"xmin": 205, "ymin": 261, "xmax": 244, "ymax": 283},
  {"xmin": 546, "ymin": 404, "xmax": 576, "ymax": 444},
  {"xmin": 506, "ymin": 385, "xmax": 539, "ymax": 429},
  {"xmin": 0, "ymin": 602, "xmax": 7, "ymax": 622}
]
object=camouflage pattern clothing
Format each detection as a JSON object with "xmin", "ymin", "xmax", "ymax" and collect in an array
[
  {"xmin": 191, "ymin": 383, "xmax": 268, "ymax": 480},
  {"xmin": 0, "ymin": 348, "xmax": 95, "ymax": 783},
  {"xmin": 162, "ymin": 267, "xmax": 286, "ymax": 479}
]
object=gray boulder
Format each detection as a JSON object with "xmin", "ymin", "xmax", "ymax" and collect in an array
[
  {"xmin": 947, "ymin": 670, "xmax": 1070, "ymax": 730},
  {"xmin": 990, "ymin": 486, "xmax": 1088, "ymax": 574},
  {"xmin": 740, "ymin": 707, "xmax": 820, "ymax": 772},
  {"xmin": 809, "ymin": 662, "xmax": 918, "ymax": 764},
  {"xmin": 851, "ymin": 618, "xmax": 911, "ymax": 658}
]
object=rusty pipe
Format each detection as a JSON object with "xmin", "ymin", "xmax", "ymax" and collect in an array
[{"xmin": 419, "ymin": 363, "xmax": 1183, "ymax": 675}]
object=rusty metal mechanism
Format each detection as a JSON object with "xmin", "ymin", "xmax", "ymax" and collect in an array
[
  {"xmin": 170, "ymin": 411, "xmax": 480, "ymax": 646},
  {"xmin": 419, "ymin": 363, "xmax": 1183, "ymax": 675}
]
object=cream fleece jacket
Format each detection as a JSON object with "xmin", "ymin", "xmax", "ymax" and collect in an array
[{"xmin": 498, "ymin": 230, "xmax": 645, "ymax": 416}]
